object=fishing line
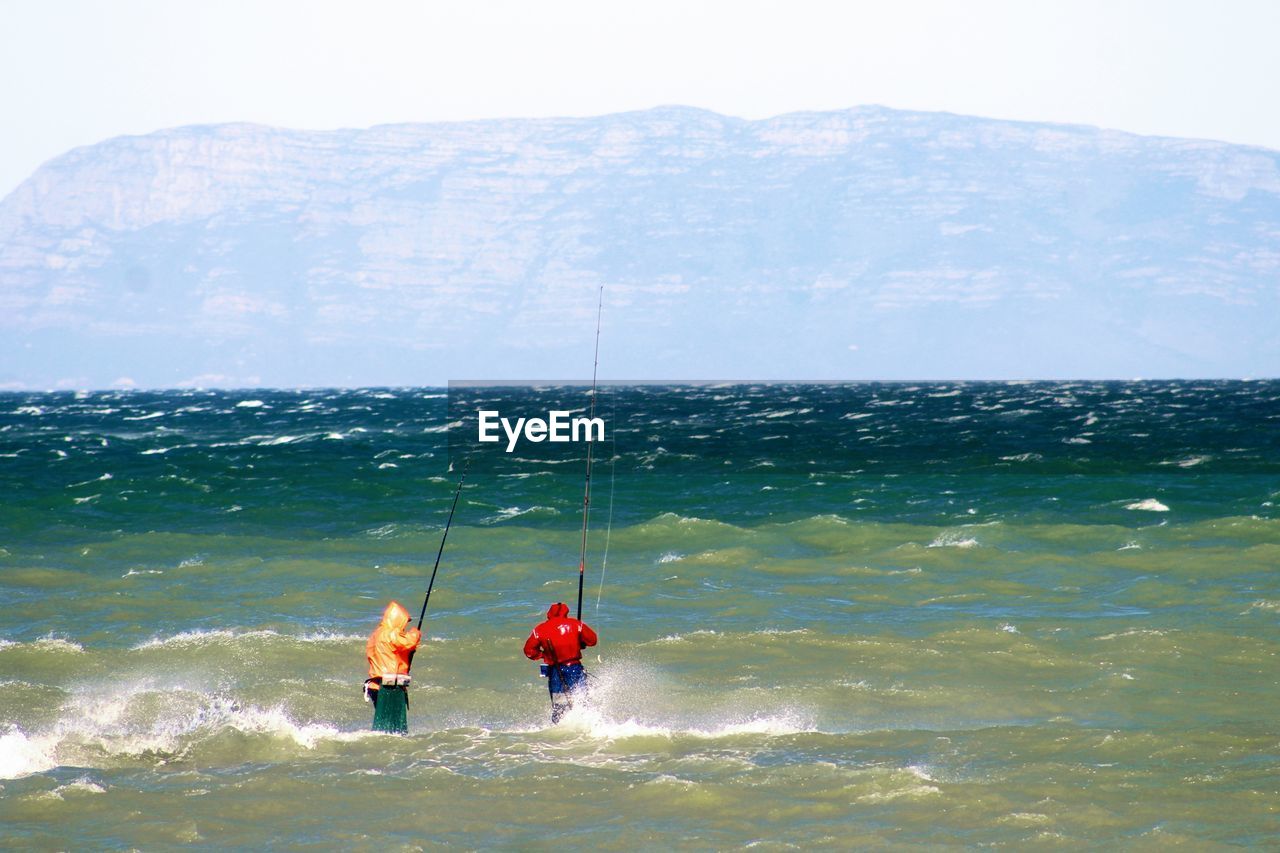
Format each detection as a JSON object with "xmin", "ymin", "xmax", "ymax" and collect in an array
[
  {"xmin": 575, "ymin": 287, "xmax": 603, "ymax": 620},
  {"xmin": 594, "ymin": 391, "xmax": 617, "ymax": 617}
]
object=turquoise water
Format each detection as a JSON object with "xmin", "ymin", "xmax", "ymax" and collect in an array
[{"xmin": 1, "ymin": 382, "xmax": 1278, "ymax": 847}]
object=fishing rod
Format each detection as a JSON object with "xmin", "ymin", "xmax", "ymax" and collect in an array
[
  {"xmin": 576, "ymin": 287, "xmax": 604, "ymax": 620},
  {"xmin": 407, "ymin": 460, "xmax": 468, "ymax": 668}
]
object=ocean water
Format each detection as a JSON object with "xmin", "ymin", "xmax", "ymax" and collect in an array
[{"xmin": 1, "ymin": 382, "xmax": 1277, "ymax": 848}]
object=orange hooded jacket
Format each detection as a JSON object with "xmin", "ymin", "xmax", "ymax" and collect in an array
[{"xmin": 366, "ymin": 600, "xmax": 422, "ymax": 687}]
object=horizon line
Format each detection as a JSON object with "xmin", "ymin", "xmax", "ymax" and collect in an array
[{"xmin": 2, "ymin": 377, "xmax": 1276, "ymax": 395}]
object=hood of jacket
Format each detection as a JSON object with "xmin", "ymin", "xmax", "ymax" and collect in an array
[
  {"xmin": 546, "ymin": 602, "xmax": 570, "ymax": 619},
  {"xmin": 381, "ymin": 600, "xmax": 411, "ymax": 631}
]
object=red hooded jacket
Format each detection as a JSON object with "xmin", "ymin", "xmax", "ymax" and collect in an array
[{"xmin": 523, "ymin": 602, "xmax": 598, "ymax": 666}]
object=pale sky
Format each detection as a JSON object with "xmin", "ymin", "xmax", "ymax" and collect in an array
[{"xmin": 2, "ymin": 0, "xmax": 1279, "ymax": 198}]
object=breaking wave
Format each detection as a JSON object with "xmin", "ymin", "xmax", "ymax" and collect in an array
[
  {"xmin": 131, "ymin": 628, "xmax": 363, "ymax": 650},
  {"xmin": 0, "ymin": 684, "xmax": 362, "ymax": 780}
]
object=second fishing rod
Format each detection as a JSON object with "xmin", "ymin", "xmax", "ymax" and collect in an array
[{"xmin": 408, "ymin": 459, "xmax": 469, "ymax": 670}]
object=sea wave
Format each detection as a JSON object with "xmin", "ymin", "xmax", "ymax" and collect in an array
[
  {"xmin": 483, "ymin": 505, "xmax": 561, "ymax": 523},
  {"xmin": 551, "ymin": 709, "xmax": 815, "ymax": 740},
  {"xmin": 0, "ymin": 635, "xmax": 86, "ymax": 654},
  {"xmin": 131, "ymin": 629, "xmax": 362, "ymax": 650},
  {"xmin": 928, "ymin": 532, "xmax": 980, "ymax": 548},
  {"xmin": 0, "ymin": 728, "xmax": 57, "ymax": 778},
  {"xmin": 0, "ymin": 688, "xmax": 361, "ymax": 780},
  {"xmin": 1243, "ymin": 599, "xmax": 1280, "ymax": 614}
]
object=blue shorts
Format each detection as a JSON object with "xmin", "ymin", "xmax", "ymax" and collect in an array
[{"xmin": 547, "ymin": 662, "xmax": 587, "ymax": 697}]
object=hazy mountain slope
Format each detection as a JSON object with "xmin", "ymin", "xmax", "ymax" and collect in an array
[{"xmin": 2, "ymin": 105, "xmax": 1278, "ymax": 387}]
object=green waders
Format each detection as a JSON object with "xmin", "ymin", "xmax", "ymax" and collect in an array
[{"xmin": 371, "ymin": 683, "xmax": 409, "ymax": 734}]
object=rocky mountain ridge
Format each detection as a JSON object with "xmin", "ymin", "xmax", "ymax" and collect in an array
[{"xmin": 2, "ymin": 105, "xmax": 1278, "ymax": 387}]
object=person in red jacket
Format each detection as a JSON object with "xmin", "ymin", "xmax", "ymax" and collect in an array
[{"xmin": 523, "ymin": 602, "xmax": 598, "ymax": 723}]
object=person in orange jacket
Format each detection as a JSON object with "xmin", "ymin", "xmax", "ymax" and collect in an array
[
  {"xmin": 523, "ymin": 602, "xmax": 598, "ymax": 723},
  {"xmin": 365, "ymin": 600, "xmax": 421, "ymax": 734}
]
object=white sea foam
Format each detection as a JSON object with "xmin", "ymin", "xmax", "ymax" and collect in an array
[
  {"xmin": 0, "ymin": 686, "xmax": 356, "ymax": 779},
  {"xmin": 554, "ymin": 707, "xmax": 813, "ymax": 741},
  {"xmin": 1163, "ymin": 455, "xmax": 1210, "ymax": 468},
  {"xmin": 518, "ymin": 658, "xmax": 817, "ymax": 742},
  {"xmin": 1243, "ymin": 599, "xmax": 1280, "ymax": 614},
  {"xmin": 0, "ymin": 728, "xmax": 57, "ymax": 778},
  {"xmin": 235, "ymin": 400, "xmax": 265, "ymax": 408},
  {"xmin": 1096, "ymin": 628, "xmax": 1169, "ymax": 641},
  {"xmin": 488, "ymin": 505, "xmax": 558, "ymax": 522},
  {"xmin": 646, "ymin": 629, "xmax": 721, "ymax": 645},
  {"xmin": 421, "ymin": 421, "xmax": 462, "ymax": 434},
  {"xmin": 927, "ymin": 532, "xmax": 979, "ymax": 548},
  {"xmin": 857, "ymin": 774, "xmax": 942, "ymax": 802},
  {"xmin": 220, "ymin": 704, "xmax": 347, "ymax": 748},
  {"xmin": 0, "ymin": 636, "xmax": 88, "ymax": 654},
  {"xmin": 49, "ymin": 777, "xmax": 108, "ymax": 797},
  {"xmin": 645, "ymin": 773, "xmax": 698, "ymax": 789},
  {"xmin": 657, "ymin": 552, "xmax": 684, "ymax": 563},
  {"xmin": 131, "ymin": 628, "xmax": 361, "ymax": 650},
  {"xmin": 297, "ymin": 630, "xmax": 364, "ymax": 643},
  {"xmin": 756, "ymin": 408, "xmax": 812, "ymax": 419},
  {"xmin": 855, "ymin": 758, "xmax": 947, "ymax": 799},
  {"xmin": 998, "ymin": 812, "xmax": 1053, "ymax": 827},
  {"xmin": 1125, "ymin": 499, "xmax": 1170, "ymax": 512},
  {"xmin": 132, "ymin": 629, "xmax": 261, "ymax": 649},
  {"xmin": 69, "ymin": 472, "xmax": 113, "ymax": 488},
  {"xmin": 907, "ymin": 764, "xmax": 937, "ymax": 782}
]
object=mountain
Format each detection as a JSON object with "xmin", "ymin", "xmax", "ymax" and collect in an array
[{"xmin": 2, "ymin": 105, "xmax": 1278, "ymax": 388}]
